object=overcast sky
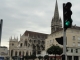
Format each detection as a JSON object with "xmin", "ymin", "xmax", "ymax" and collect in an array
[{"xmin": 0, "ymin": 0, "xmax": 80, "ymax": 48}]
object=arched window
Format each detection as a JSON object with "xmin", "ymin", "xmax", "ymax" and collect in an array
[
  {"xmin": 30, "ymin": 52, "xmax": 31, "ymax": 55},
  {"xmin": 20, "ymin": 43, "xmax": 22, "ymax": 47},
  {"xmin": 19, "ymin": 51, "xmax": 21, "ymax": 56},
  {"xmin": 26, "ymin": 52, "xmax": 28, "ymax": 56},
  {"xmin": 24, "ymin": 41, "xmax": 27, "ymax": 46},
  {"xmin": 11, "ymin": 50, "xmax": 13, "ymax": 57},
  {"xmin": 15, "ymin": 51, "xmax": 17, "ymax": 56},
  {"xmin": 23, "ymin": 51, "xmax": 24, "ymax": 56}
]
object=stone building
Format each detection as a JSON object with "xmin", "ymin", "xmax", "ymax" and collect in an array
[
  {"xmin": 45, "ymin": 26, "xmax": 80, "ymax": 60},
  {"xmin": 9, "ymin": 30, "xmax": 48, "ymax": 59},
  {"xmin": 45, "ymin": 0, "xmax": 80, "ymax": 60},
  {"xmin": 0, "ymin": 46, "xmax": 9, "ymax": 59}
]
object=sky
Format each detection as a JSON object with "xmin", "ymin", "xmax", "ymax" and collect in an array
[{"xmin": 0, "ymin": 0, "xmax": 80, "ymax": 48}]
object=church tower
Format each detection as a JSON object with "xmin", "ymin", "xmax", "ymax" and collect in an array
[{"xmin": 51, "ymin": 0, "xmax": 62, "ymax": 34}]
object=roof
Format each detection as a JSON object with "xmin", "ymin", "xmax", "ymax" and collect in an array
[
  {"xmin": 52, "ymin": 28, "xmax": 63, "ymax": 33},
  {"xmin": 23, "ymin": 30, "xmax": 49, "ymax": 37},
  {"xmin": 71, "ymin": 25, "xmax": 80, "ymax": 30},
  {"xmin": 52, "ymin": 25, "xmax": 80, "ymax": 33},
  {"xmin": 0, "ymin": 46, "xmax": 7, "ymax": 48}
]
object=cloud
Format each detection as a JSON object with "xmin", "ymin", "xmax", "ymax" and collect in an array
[{"xmin": 0, "ymin": 0, "xmax": 80, "ymax": 48}]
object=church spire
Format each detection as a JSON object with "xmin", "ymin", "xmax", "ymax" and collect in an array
[
  {"xmin": 51, "ymin": 0, "xmax": 62, "ymax": 34},
  {"xmin": 54, "ymin": 0, "xmax": 59, "ymax": 19}
]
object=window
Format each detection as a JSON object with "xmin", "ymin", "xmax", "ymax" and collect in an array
[
  {"xmin": 78, "ymin": 37, "xmax": 80, "ymax": 40},
  {"xmin": 19, "ymin": 51, "xmax": 21, "ymax": 56},
  {"xmin": 26, "ymin": 52, "xmax": 28, "ymax": 56},
  {"xmin": 66, "ymin": 48, "xmax": 68, "ymax": 52},
  {"xmin": 20, "ymin": 43, "xmax": 22, "ymax": 47},
  {"xmin": 76, "ymin": 49, "xmax": 78, "ymax": 53},
  {"xmin": 30, "ymin": 52, "xmax": 31, "ymax": 55},
  {"xmin": 15, "ymin": 51, "xmax": 17, "ymax": 56},
  {"xmin": 71, "ymin": 49, "xmax": 73, "ymax": 53},
  {"xmin": 23, "ymin": 51, "xmax": 24, "ymax": 56},
  {"xmin": 24, "ymin": 41, "xmax": 27, "ymax": 46},
  {"xmin": 11, "ymin": 50, "xmax": 13, "ymax": 56},
  {"xmin": 73, "ymin": 42, "xmax": 75, "ymax": 46},
  {"xmin": 78, "ymin": 42, "xmax": 80, "ymax": 46},
  {"xmin": 12, "ymin": 43, "xmax": 14, "ymax": 46},
  {"xmin": 73, "ymin": 36, "xmax": 75, "ymax": 40}
]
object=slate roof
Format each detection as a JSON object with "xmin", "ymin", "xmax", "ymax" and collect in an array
[{"xmin": 23, "ymin": 30, "xmax": 49, "ymax": 37}]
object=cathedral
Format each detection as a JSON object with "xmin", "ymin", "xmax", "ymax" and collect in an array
[
  {"xmin": 9, "ymin": 0, "xmax": 80, "ymax": 60},
  {"xmin": 9, "ymin": 30, "xmax": 48, "ymax": 60}
]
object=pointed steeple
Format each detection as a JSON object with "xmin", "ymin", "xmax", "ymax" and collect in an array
[
  {"xmin": 51, "ymin": 0, "xmax": 59, "ymax": 24},
  {"xmin": 54, "ymin": 0, "xmax": 59, "ymax": 20},
  {"xmin": 51, "ymin": 0, "xmax": 62, "ymax": 34}
]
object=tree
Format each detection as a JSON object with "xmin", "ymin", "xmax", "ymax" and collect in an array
[
  {"xmin": 38, "ymin": 56, "xmax": 43, "ymax": 60},
  {"xmin": 30, "ymin": 54, "xmax": 37, "ymax": 60},
  {"xmin": 47, "ymin": 45, "xmax": 63, "ymax": 60},
  {"xmin": 24, "ymin": 55, "xmax": 30, "ymax": 60},
  {"xmin": 44, "ymin": 55, "xmax": 49, "ymax": 60}
]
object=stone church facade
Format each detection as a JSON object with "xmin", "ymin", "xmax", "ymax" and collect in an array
[{"xmin": 9, "ymin": 30, "xmax": 48, "ymax": 59}]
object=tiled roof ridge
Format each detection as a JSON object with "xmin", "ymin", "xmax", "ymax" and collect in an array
[
  {"xmin": 24, "ymin": 30, "xmax": 49, "ymax": 36},
  {"xmin": 71, "ymin": 25, "xmax": 80, "ymax": 28},
  {"xmin": 25, "ymin": 30, "xmax": 49, "ymax": 34}
]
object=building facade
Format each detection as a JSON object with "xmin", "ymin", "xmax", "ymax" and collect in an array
[
  {"xmin": 0, "ymin": 46, "xmax": 9, "ymax": 58},
  {"xmin": 9, "ymin": 30, "xmax": 48, "ymax": 59},
  {"xmin": 45, "ymin": 0, "xmax": 80, "ymax": 60}
]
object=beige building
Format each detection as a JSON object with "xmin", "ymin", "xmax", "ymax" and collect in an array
[
  {"xmin": 45, "ymin": 26, "xmax": 80, "ymax": 49},
  {"xmin": 45, "ymin": 28, "xmax": 80, "ymax": 60},
  {"xmin": 9, "ymin": 30, "xmax": 48, "ymax": 59},
  {"xmin": 45, "ymin": 0, "xmax": 80, "ymax": 60}
]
